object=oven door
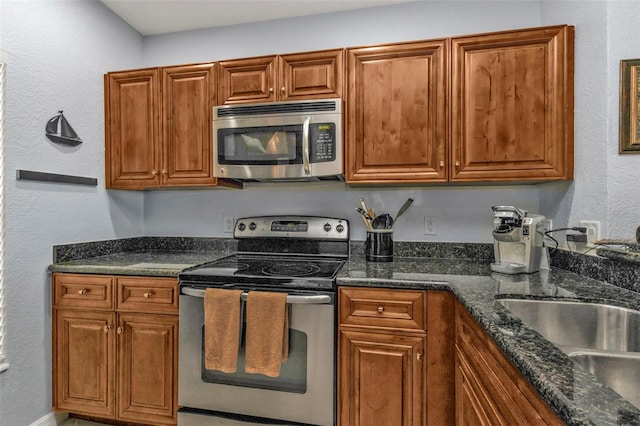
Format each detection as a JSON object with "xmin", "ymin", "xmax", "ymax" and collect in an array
[{"xmin": 179, "ymin": 287, "xmax": 335, "ymax": 426}]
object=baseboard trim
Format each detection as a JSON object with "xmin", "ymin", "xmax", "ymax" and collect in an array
[{"xmin": 30, "ymin": 411, "xmax": 68, "ymax": 426}]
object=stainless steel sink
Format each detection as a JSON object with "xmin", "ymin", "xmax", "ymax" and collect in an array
[
  {"xmin": 498, "ymin": 298, "xmax": 640, "ymax": 408},
  {"xmin": 498, "ymin": 299, "xmax": 640, "ymax": 352},
  {"xmin": 570, "ymin": 351, "xmax": 640, "ymax": 409}
]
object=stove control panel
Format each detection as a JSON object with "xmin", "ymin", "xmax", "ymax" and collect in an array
[{"xmin": 234, "ymin": 216, "xmax": 349, "ymax": 240}]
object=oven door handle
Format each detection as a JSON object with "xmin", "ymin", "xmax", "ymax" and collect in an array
[{"xmin": 181, "ymin": 287, "xmax": 332, "ymax": 304}]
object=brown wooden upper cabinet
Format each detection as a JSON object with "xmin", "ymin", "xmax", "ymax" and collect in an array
[
  {"xmin": 346, "ymin": 24, "xmax": 574, "ymax": 184},
  {"xmin": 346, "ymin": 40, "xmax": 448, "ymax": 183},
  {"xmin": 217, "ymin": 49, "xmax": 344, "ymax": 105},
  {"xmin": 451, "ymin": 25, "xmax": 574, "ymax": 182},
  {"xmin": 105, "ymin": 63, "xmax": 238, "ymax": 189}
]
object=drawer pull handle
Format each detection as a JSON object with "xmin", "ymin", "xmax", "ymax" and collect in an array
[
  {"xmin": 117, "ymin": 326, "xmax": 124, "ymax": 335},
  {"xmin": 144, "ymin": 291, "xmax": 153, "ymax": 298},
  {"xmin": 104, "ymin": 325, "xmax": 111, "ymax": 334},
  {"xmin": 377, "ymin": 306, "xmax": 384, "ymax": 313},
  {"xmin": 78, "ymin": 289, "xmax": 88, "ymax": 295}
]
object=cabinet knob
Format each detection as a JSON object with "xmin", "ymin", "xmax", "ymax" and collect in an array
[
  {"xmin": 143, "ymin": 291, "xmax": 153, "ymax": 298},
  {"xmin": 117, "ymin": 326, "xmax": 124, "ymax": 335},
  {"xmin": 78, "ymin": 289, "xmax": 88, "ymax": 295},
  {"xmin": 440, "ymin": 161, "xmax": 445, "ymax": 168},
  {"xmin": 280, "ymin": 86, "xmax": 286, "ymax": 93},
  {"xmin": 417, "ymin": 352, "xmax": 423, "ymax": 361},
  {"xmin": 161, "ymin": 169, "xmax": 167, "ymax": 175},
  {"xmin": 455, "ymin": 161, "xmax": 460, "ymax": 168},
  {"xmin": 269, "ymin": 87, "xmax": 274, "ymax": 93},
  {"xmin": 152, "ymin": 169, "xmax": 158, "ymax": 176},
  {"xmin": 377, "ymin": 306, "xmax": 384, "ymax": 313},
  {"xmin": 104, "ymin": 325, "xmax": 111, "ymax": 334}
]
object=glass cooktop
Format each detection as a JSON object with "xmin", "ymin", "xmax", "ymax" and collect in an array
[{"xmin": 179, "ymin": 254, "xmax": 346, "ymax": 290}]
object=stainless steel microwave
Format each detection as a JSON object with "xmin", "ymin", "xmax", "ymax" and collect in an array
[{"xmin": 213, "ymin": 98, "xmax": 343, "ymax": 181}]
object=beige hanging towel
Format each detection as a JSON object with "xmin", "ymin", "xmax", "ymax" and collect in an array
[
  {"xmin": 204, "ymin": 288, "xmax": 243, "ymax": 373},
  {"xmin": 244, "ymin": 291, "xmax": 289, "ymax": 377}
]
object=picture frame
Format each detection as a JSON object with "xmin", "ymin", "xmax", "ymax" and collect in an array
[{"xmin": 620, "ymin": 58, "xmax": 640, "ymax": 153}]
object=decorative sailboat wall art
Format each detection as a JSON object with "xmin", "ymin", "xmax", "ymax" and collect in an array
[{"xmin": 45, "ymin": 110, "xmax": 83, "ymax": 146}]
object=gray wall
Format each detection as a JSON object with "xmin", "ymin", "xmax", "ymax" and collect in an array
[
  {"xmin": 0, "ymin": 1, "xmax": 144, "ymax": 424},
  {"xmin": 0, "ymin": 0, "xmax": 639, "ymax": 424},
  {"xmin": 142, "ymin": 1, "xmax": 544, "ymax": 243}
]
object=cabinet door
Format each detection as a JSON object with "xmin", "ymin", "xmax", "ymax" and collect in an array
[
  {"xmin": 279, "ymin": 49, "xmax": 344, "ymax": 100},
  {"xmin": 338, "ymin": 329, "xmax": 425, "ymax": 426},
  {"xmin": 346, "ymin": 40, "xmax": 448, "ymax": 183},
  {"xmin": 105, "ymin": 68, "xmax": 161, "ymax": 189},
  {"xmin": 455, "ymin": 348, "xmax": 501, "ymax": 426},
  {"xmin": 218, "ymin": 56, "xmax": 277, "ymax": 104},
  {"xmin": 451, "ymin": 25, "xmax": 574, "ymax": 182},
  {"xmin": 455, "ymin": 302, "xmax": 563, "ymax": 425},
  {"xmin": 54, "ymin": 310, "xmax": 115, "ymax": 419},
  {"xmin": 162, "ymin": 63, "xmax": 217, "ymax": 186},
  {"xmin": 117, "ymin": 312, "xmax": 178, "ymax": 425}
]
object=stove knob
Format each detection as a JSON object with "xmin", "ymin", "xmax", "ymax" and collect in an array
[
  {"xmin": 336, "ymin": 224, "xmax": 345, "ymax": 233},
  {"xmin": 249, "ymin": 222, "xmax": 257, "ymax": 231},
  {"xmin": 323, "ymin": 223, "xmax": 332, "ymax": 232},
  {"xmin": 237, "ymin": 222, "xmax": 246, "ymax": 231}
]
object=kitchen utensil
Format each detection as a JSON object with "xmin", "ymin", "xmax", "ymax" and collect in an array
[
  {"xmin": 355, "ymin": 207, "xmax": 373, "ymax": 229},
  {"xmin": 360, "ymin": 198, "xmax": 375, "ymax": 221},
  {"xmin": 394, "ymin": 198, "xmax": 414, "ymax": 222},
  {"xmin": 372, "ymin": 214, "xmax": 393, "ymax": 229}
]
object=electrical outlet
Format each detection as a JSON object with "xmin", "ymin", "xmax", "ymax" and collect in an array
[
  {"xmin": 424, "ymin": 216, "xmax": 437, "ymax": 235},
  {"xmin": 224, "ymin": 216, "xmax": 235, "ymax": 233},
  {"xmin": 579, "ymin": 220, "xmax": 601, "ymax": 247}
]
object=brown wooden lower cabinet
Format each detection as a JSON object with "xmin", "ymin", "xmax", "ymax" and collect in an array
[
  {"xmin": 455, "ymin": 300, "xmax": 562, "ymax": 425},
  {"xmin": 338, "ymin": 288, "xmax": 562, "ymax": 425},
  {"xmin": 338, "ymin": 288, "xmax": 455, "ymax": 426},
  {"xmin": 52, "ymin": 273, "xmax": 178, "ymax": 425}
]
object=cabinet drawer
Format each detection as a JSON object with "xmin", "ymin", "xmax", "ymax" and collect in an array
[
  {"xmin": 339, "ymin": 287, "xmax": 426, "ymax": 331},
  {"xmin": 116, "ymin": 277, "xmax": 178, "ymax": 314},
  {"xmin": 53, "ymin": 274, "xmax": 114, "ymax": 310}
]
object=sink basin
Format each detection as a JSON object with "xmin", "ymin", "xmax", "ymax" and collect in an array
[
  {"xmin": 499, "ymin": 298, "xmax": 640, "ymax": 409},
  {"xmin": 570, "ymin": 351, "xmax": 640, "ymax": 408},
  {"xmin": 498, "ymin": 299, "xmax": 640, "ymax": 352}
]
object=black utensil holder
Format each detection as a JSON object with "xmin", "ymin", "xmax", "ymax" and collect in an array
[{"xmin": 366, "ymin": 230, "xmax": 393, "ymax": 262}]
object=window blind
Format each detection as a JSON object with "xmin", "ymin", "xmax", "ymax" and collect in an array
[{"xmin": 0, "ymin": 49, "xmax": 9, "ymax": 372}]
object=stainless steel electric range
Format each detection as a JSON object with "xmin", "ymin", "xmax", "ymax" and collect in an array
[{"xmin": 178, "ymin": 216, "xmax": 349, "ymax": 426}]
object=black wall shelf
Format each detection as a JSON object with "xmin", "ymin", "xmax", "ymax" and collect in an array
[{"xmin": 16, "ymin": 169, "xmax": 97, "ymax": 186}]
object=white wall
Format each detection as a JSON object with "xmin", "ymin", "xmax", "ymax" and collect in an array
[
  {"xmin": 0, "ymin": 1, "xmax": 144, "ymax": 424},
  {"xmin": 142, "ymin": 1, "xmax": 544, "ymax": 243}
]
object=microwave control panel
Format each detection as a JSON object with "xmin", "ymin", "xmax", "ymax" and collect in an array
[{"xmin": 309, "ymin": 123, "xmax": 336, "ymax": 163}]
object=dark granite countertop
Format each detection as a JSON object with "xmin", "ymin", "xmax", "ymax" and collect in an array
[
  {"xmin": 48, "ymin": 250, "xmax": 231, "ymax": 277},
  {"xmin": 47, "ymin": 237, "xmax": 640, "ymax": 425},
  {"xmin": 48, "ymin": 237, "xmax": 235, "ymax": 277},
  {"xmin": 338, "ymin": 256, "xmax": 640, "ymax": 426}
]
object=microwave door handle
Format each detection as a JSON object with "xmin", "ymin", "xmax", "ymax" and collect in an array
[
  {"xmin": 302, "ymin": 116, "xmax": 311, "ymax": 175},
  {"xmin": 181, "ymin": 287, "xmax": 331, "ymax": 305}
]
